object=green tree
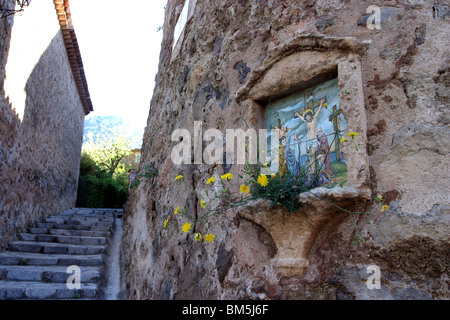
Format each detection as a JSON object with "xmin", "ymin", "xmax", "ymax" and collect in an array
[
  {"xmin": 82, "ymin": 130, "xmax": 132, "ymax": 178},
  {"xmin": 79, "ymin": 151, "xmax": 97, "ymax": 176}
]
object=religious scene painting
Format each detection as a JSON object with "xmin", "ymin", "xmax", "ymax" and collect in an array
[{"xmin": 265, "ymin": 78, "xmax": 348, "ymax": 188}]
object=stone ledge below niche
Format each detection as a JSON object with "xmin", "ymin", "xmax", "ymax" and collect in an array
[{"xmin": 237, "ymin": 186, "xmax": 372, "ymax": 277}]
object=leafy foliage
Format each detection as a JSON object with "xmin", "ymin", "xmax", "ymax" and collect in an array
[
  {"xmin": 76, "ymin": 132, "xmax": 132, "ymax": 209},
  {"xmin": 79, "ymin": 151, "xmax": 97, "ymax": 176},
  {"xmin": 244, "ymin": 164, "xmax": 312, "ymax": 213},
  {"xmin": 129, "ymin": 165, "xmax": 159, "ymax": 189},
  {"xmin": 77, "ymin": 173, "xmax": 128, "ymax": 209},
  {"xmin": 82, "ymin": 129, "xmax": 132, "ymax": 178}
]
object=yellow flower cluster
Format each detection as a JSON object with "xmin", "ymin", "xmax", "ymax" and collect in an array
[
  {"xmin": 240, "ymin": 184, "xmax": 250, "ymax": 194},
  {"xmin": 165, "ymin": 200, "xmax": 215, "ymax": 242},
  {"xmin": 171, "ymin": 167, "xmax": 279, "ymax": 244},
  {"xmin": 182, "ymin": 222, "xmax": 192, "ymax": 233},
  {"xmin": 194, "ymin": 233, "xmax": 202, "ymax": 241},
  {"xmin": 220, "ymin": 173, "xmax": 234, "ymax": 181},
  {"xmin": 257, "ymin": 174, "xmax": 269, "ymax": 187},
  {"xmin": 374, "ymin": 195, "xmax": 389, "ymax": 212},
  {"xmin": 340, "ymin": 132, "xmax": 360, "ymax": 143},
  {"xmin": 204, "ymin": 233, "xmax": 215, "ymax": 242},
  {"xmin": 190, "ymin": 228, "xmax": 215, "ymax": 243}
]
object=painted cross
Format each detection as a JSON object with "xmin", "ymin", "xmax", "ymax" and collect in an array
[
  {"xmin": 306, "ymin": 92, "xmax": 327, "ymax": 114},
  {"xmin": 271, "ymin": 118, "xmax": 287, "ymax": 140},
  {"xmin": 328, "ymin": 105, "xmax": 343, "ymax": 162},
  {"xmin": 294, "ymin": 92, "xmax": 327, "ymax": 128}
]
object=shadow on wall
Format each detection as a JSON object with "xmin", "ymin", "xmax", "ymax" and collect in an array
[{"xmin": 0, "ymin": 30, "xmax": 85, "ymax": 249}]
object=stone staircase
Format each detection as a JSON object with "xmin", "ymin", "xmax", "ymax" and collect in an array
[{"xmin": 0, "ymin": 208, "xmax": 122, "ymax": 300}]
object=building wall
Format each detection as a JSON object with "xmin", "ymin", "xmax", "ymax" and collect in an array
[
  {"xmin": 122, "ymin": 0, "xmax": 449, "ymax": 299},
  {"xmin": 0, "ymin": 0, "xmax": 86, "ymax": 248}
]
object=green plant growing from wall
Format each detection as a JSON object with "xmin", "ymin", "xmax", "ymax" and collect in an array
[{"xmin": 129, "ymin": 165, "xmax": 159, "ymax": 189}]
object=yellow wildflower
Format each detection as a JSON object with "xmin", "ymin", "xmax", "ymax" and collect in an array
[
  {"xmin": 194, "ymin": 233, "xmax": 202, "ymax": 241},
  {"xmin": 174, "ymin": 206, "xmax": 180, "ymax": 215},
  {"xmin": 374, "ymin": 195, "xmax": 383, "ymax": 203},
  {"xmin": 175, "ymin": 175, "xmax": 184, "ymax": 181},
  {"xmin": 163, "ymin": 218, "xmax": 169, "ymax": 228},
  {"xmin": 257, "ymin": 174, "xmax": 269, "ymax": 187},
  {"xmin": 240, "ymin": 185, "xmax": 250, "ymax": 194},
  {"xmin": 271, "ymin": 174, "xmax": 276, "ymax": 178},
  {"xmin": 323, "ymin": 103, "xmax": 328, "ymax": 107},
  {"xmin": 348, "ymin": 132, "xmax": 359, "ymax": 139},
  {"xmin": 220, "ymin": 173, "xmax": 234, "ymax": 181},
  {"xmin": 340, "ymin": 137, "xmax": 347, "ymax": 143},
  {"xmin": 382, "ymin": 205, "xmax": 389, "ymax": 212},
  {"xmin": 206, "ymin": 176, "xmax": 215, "ymax": 185},
  {"xmin": 200, "ymin": 199, "xmax": 206, "ymax": 209},
  {"xmin": 182, "ymin": 222, "xmax": 192, "ymax": 233},
  {"xmin": 204, "ymin": 233, "xmax": 216, "ymax": 243},
  {"xmin": 263, "ymin": 163, "xmax": 268, "ymax": 167}
]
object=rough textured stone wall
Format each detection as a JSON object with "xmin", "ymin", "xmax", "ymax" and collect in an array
[
  {"xmin": 122, "ymin": 0, "xmax": 449, "ymax": 300},
  {"xmin": 0, "ymin": 0, "xmax": 86, "ymax": 249}
]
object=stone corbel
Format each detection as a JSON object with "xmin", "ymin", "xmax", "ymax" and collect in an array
[{"xmin": 238, "ymin": 187, "xmax": 371, "ymax": 277}]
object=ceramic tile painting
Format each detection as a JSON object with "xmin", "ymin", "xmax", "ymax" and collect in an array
[{"xmin": 265, "ymin": 78, "xmax": 348, "ymax": 188}]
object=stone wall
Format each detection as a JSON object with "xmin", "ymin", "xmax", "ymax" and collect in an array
[
  {"xmin": 121, "ymin": 0, "xmax": 449, "ymax": 300},
  {"xmin": 0, "ymin": 1, "xmax": 86, "ymax": 248}
]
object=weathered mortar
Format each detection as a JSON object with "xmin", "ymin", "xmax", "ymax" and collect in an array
[
  {"xmin": 122, "ymin": 0, "xmax": 449, "ymax": 300},
  {"xmin": 0, "ymin": 1, "xmax": 86, "ymax": 249}
]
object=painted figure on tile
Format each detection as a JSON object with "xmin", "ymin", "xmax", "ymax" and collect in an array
[
  {"xmin": 315, "ymin": 126, "xmax": 334, "ymax": 178},
  {"xmin": 294, "ymin": 95, "xmax": 326, "ymax": 173},
  {"xmin": 284, "ymin": 130, "xmax": 302, "ymax": 177}
]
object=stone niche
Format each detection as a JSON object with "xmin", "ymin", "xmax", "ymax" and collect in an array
[{"xmin": 235, "ymin": 35, "xmax": 372, "ymax": 277}]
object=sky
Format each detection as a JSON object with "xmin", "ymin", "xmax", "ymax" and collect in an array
[{"xmin": 70, "ymin": 0, "xmax": 168, "ymax": 131}]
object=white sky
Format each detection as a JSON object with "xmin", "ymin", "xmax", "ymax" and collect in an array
[{"xmin": 70, "ymin": 0, "xmax": 167, "ymax": 130}]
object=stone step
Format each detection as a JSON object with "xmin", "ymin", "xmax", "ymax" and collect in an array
[
  {"xmin": 0, "ymin": 265, "xmax": 100, "ymax": 283},
  {"xmin": 7, "ymin": 241, "xmax": 106, "ymax": 255},
  {"xmin": 41, "ymin": 218, "xmax": 115, "ymax": 227},
  {"xmin": 45, "ymin": 216, "xmax": 115, "ymax": 224},
  {"xmin": 55, "ymin": 213, "xmax": 115, "ymax": 218},
  {"xmin": 36, "ymin": 222, "xmax": 88, "ymax": 230},
  {"xmin": 58, "ymin": 210, "xmax": 117, "ymax": 217},
  {"xmin": 27, "ymin": 227, "xmax": 110, "ymax": 238},
  {"xmin": 0, "ymin": 252, "xmax": 104, "ymax": 266},
  {"xmin": 36, "ymin": 222, "xmax": 112, "ymax": 232},
  {"xmin": 19, "ymin": 233, "xmax": 107, "ymax": 245},
  {"xmin": 0, "ymin": 280, "xmax": 99, "ymax": 300},
  {"xmin": 55, "ymin": 215, "xmax": 116, "ymax": 220},
  {"xmin": 0, "ymin": 208, "xmax": 121, "ymax": 300}
]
